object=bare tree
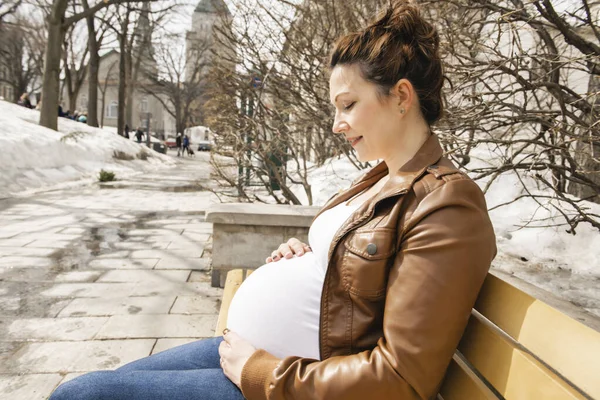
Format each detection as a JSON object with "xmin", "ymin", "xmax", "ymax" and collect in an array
[
  {"xmin": 62, "ymin": 19, "xmax": 89, "ymax": 113},
  {"xmin": 141, "ymin": 33, "xmax": 209, "ymax": 135},
  {"xmin": 39, "ymin": 0, "xmax": 163, "ymax": 131},
  {"xmin": 424, "ymin": 0, "xmax": 599, "ymax": 231},
  {"xmin": 205, "ymin": 0, "xmax": 377, "ymax": 205},
  {"xmin": 0, "ymin": 15, "xmax": 46, "ymax": 102}
]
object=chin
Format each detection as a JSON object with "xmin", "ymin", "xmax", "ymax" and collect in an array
[{"xmin": 356, "ymin": 151, "xmax": 378, "ymax": 163}]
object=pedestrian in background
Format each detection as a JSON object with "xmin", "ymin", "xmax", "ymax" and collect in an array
[
  {"xmin": 182, "ymin": 134, "xmax": 190, "ymax": 157},
  {"xmin": 18, "ymin": 93, "xmax": 32, "ymax": 109},
  {"xmin": 176, "ymin": 133, "xmax": 182, "ymax": 157},
  {"xmin": 135, "ymin": 127, "xmax": 144, "ymax": 143}
]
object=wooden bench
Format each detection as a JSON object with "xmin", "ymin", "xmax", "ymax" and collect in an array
[{"xmin": 215, "ymin": 269, "xmax": 600, "ymax": 399}]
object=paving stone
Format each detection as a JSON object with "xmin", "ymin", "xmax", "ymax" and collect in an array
[
  {"xmin": 0, "ymin": 373, "xmax": 63, "ymax": 400},
  {"xmin": 96, "ymin": 315, "xmax": 217, "ymax": 339},
  {"xmin": 112, "ymin": 242, "xmax": 169, "ymax": 250},
  {"xmin": 146, "ymin": 219, "xmax": 191, "ymax": 226},
  {"xmin": 130, "ymin": 249, "xmax": 204, "ymax": 259},
  {"xmin": 6, "ymin": 340, "xmax": 155, "ymax": 373},
  {"xmin": 0, "ymin": 247, "xmax": 57, "ymax": 257},
  {"xmin": 96, "ymin": 250, "xmax": 131, "ymax": 259},
  {"xmin": 41, "ymin": 283, "xmax": 136, "ymax": 298},
  {"xmin": 54, "ymin": 271, "xmax": 102, "ymax": 283},
  {"xmin": 6, "ymin": 317, "xmax": 108, "ymax": 341},
  {"xmin": 0, "ymin": 266, "xmax": 57, "ymax": 282},
  {"xmin": 181, "ymin": 232, "xmax": 212, "ymax": 242},
  {"xmin": 0, "ymin": 257, "xmax": 54, "ymax": 268},
  {"xmin": 0, "ymin": 238, "xmax": 35, "ymax": 247},
  {"xmin": 58, "ymin": 227, "xmax": 87, "ymax": 235},
  {"xmin": 152, "ymin": 338, "xmax": 199, "ymax": 355},
  {"xmin": 97, "ymin": 270, "xmax": 190, "ymax": 283},
  {"xmin": 131, "ymin": 281, "xmax": 222, "ymax": 297},
  {"xmin": 16, "ymin": 233, "xmax": 81, "ymax": 241},
  {"xmin": 127, "ymin": 228, "xmax": 183, "ymax": 236},
  {"xmin": 166, "ymin": 240, "xmax": 205, "ymax": 251},
  {"xmin": 57, "ymin": 372, "xmax": 85, "ymax": 384},
  {"xmin": 88, "ymin": 258, "xmax": 159, "ymax": 270},
  {"xmin": 155, "ymin": 257, "xmax": 210, "ymax": 270},
  {"xmin": 0, "ymin": 297, "xmax": 20, "ymax": 313},
  {"xmin": 24, "ymin": 239, "xmax": 72, "ymax": 248},
  {"xmin": 188, "ymin": 271, "xmax": 212, "ymax": 283},
  {"xmin": 58, "ymin": 296, "xmax": 175, "ymax": 317},
  {"xmin": 170, "ymin": 296, "xmax": 221, "ymax": 315},
  {"xmin": 0, "ymin": 231, "xmax": 20, "ymax": 239},
  {"xmin": 164, "ymin": 223, "xmax": 213, "ymax": 234}
]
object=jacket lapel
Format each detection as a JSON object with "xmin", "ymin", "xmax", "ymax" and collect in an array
[{"xmin": 314, "ymin": 134, "xmax": 445, "ymax": 220}]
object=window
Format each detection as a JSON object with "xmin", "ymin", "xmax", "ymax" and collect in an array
[
  {"xmin": 107, "ymin": 101, "xmax": 118, "ymax": 118},
  {"xmin": 141, "ymin": 97, "xmax": 148, "ymax": 112}
]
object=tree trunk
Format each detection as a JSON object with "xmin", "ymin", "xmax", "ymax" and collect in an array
[
  {"xmin": 68, "ymin": 87, "xmax": 79, "ymax": 114},
  {"xmin": 117, "ymin": 8, "xmax": 130, "ymax": 136},
  {"xmin": 85, "ymin": 1, "xmax": 99, "ymax": 127},
  {"xmin": 39, "ymin": 0, "xmax": 68, "ymax": 130},
  {"xmin": 125, "ymin": 49, "xmax": 133, "ymax": 127},
  {"xmin": 568, "ymin": 73, "xmax": 600, "ymax": 203}
]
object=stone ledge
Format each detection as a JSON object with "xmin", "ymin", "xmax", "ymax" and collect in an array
[{"xmin": 205, "ymin": 203, "xmax": 320, "ymax": 227}]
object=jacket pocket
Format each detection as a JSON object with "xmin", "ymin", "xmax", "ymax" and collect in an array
[{"xmin": 343, "ymin": 228, "xmax": 396, "ymax": 298}]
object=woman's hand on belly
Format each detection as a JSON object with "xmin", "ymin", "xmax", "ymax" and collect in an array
[
  {"xmin": 266, "ymin": 237, "xmax": 312, "ymax": 263},
  {"xmin": 219, "ymin": 331, "xmax": 257, "ymax": 388}
]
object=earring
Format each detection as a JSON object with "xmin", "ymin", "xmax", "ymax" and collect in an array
[{"xmin": 400, "ymin": 108, "xmax": 405, "ymax": 114}]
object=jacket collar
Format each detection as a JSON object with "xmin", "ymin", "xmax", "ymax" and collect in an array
[{"xmin": 317, "ymin": 134, "xmax": 444, "ymax": 215}]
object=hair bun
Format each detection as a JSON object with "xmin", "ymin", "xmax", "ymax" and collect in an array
[{"xmin": 373, "ymin": 1, "xmax": 439, "ymax": 56}]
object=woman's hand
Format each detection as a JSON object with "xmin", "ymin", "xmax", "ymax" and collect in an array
[
  {"xmin": 218, "ymin": 331, "xmax": 257, "ymax": 389},
  {"xmin": 266, "ymin": 237, "xmax": 312, "ymax": 263}
]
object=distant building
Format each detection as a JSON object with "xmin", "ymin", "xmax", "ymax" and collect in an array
[
  {"xmin": 70, "ymin": 49, "xmax": 175, "ymax": 137},
  {"xmin": 185, "ymin": 0, "xmax": 234, "ymax": 126}
]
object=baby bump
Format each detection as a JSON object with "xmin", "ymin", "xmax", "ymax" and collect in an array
[{"xmin": 226, "ymin": 253, "xmax": 324, "ymax": 360}]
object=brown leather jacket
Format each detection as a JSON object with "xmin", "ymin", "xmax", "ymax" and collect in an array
[{"xmin": 240, "ymin": 135, "xmax": 497, "ymax": 400}]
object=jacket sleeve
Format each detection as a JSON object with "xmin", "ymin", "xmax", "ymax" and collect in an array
[{"xmin": 240, "ymin": 178, "xmax": 497, "ymax": 400}]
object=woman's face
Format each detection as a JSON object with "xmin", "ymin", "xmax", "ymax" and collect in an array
[{"xmin": 329, "ymin": 64, "xmax": 403, "ymax": 163}]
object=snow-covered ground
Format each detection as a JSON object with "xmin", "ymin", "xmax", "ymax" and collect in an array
[
  {"xmin": 0, "ymin": 100, "xmax": 175, "ymax": 198},
  {"xmin": 287, "ymin": 147, "xmax": 600, "ymax": 317}
]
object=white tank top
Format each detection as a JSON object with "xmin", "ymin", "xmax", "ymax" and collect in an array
[{"xmin": 226, "ymin": 201, "xmax": 359, "ymax": 360}]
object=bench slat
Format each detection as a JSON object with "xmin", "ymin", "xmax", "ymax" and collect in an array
[
  {"xmin": 474, "ymin": 274, "xmax": 600, "ymax": 399},
  {"xmin": 438, "ymin": 352, "xmax": 500, "ymax": 400},
  {"xmin": 458, "ymin": 313, "xmax": 586, "ymax": 399},
  {"xmin": 215, "ymin": 269, "xmax": 245, "ymax": 336}
]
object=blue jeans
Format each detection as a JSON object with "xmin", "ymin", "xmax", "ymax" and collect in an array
[{"xmin": 49, "ymin": 337, "xmax": 246, "ymax": 400}]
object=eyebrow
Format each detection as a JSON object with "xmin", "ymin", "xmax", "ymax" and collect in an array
[{"xmin": 332, "ymin": 91, "xmax": 351, "ymax": 104}]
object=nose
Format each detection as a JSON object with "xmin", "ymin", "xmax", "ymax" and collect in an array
[{"xmin": 332, "ymin": 115, "xmax": 349, "ymax": 134}]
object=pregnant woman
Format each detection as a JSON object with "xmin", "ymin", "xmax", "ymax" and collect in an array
[{"xmin": 50, "ymin": 1, "xmax": 496, "ymax": 399}]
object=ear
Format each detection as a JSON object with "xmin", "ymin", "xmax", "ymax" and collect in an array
[{"xmin": 390, "ymin": 78, "xmax": 414, "ymax": 112}]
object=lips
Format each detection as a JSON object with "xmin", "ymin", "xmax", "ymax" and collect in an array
[{"xmin": 347, "ymin": 136, "xmax": 363, "ymax": 147}]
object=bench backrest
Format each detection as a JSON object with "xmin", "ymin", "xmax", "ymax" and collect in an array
[{"xmin": 438, "ymin": 273, "xmax": 600, "ymax": 400}]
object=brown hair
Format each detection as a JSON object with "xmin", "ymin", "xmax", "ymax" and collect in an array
[{"xmin": 329, "ymin": 1, "xmax": 444, "ymax": 125}]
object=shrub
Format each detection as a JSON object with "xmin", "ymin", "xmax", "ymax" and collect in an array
[{"xmin": 99, "ymin": 169, "xmax": 116, "ymax": 182}]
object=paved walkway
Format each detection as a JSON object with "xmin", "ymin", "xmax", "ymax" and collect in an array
[{"xmin": 0, "ymin": 153, "xmax": 220, "ymax": 399}]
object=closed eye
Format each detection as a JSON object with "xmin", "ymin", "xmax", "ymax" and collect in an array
[{"xmin": 343, "ymin": 102, "xmax": 355, "ymax": 111}]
